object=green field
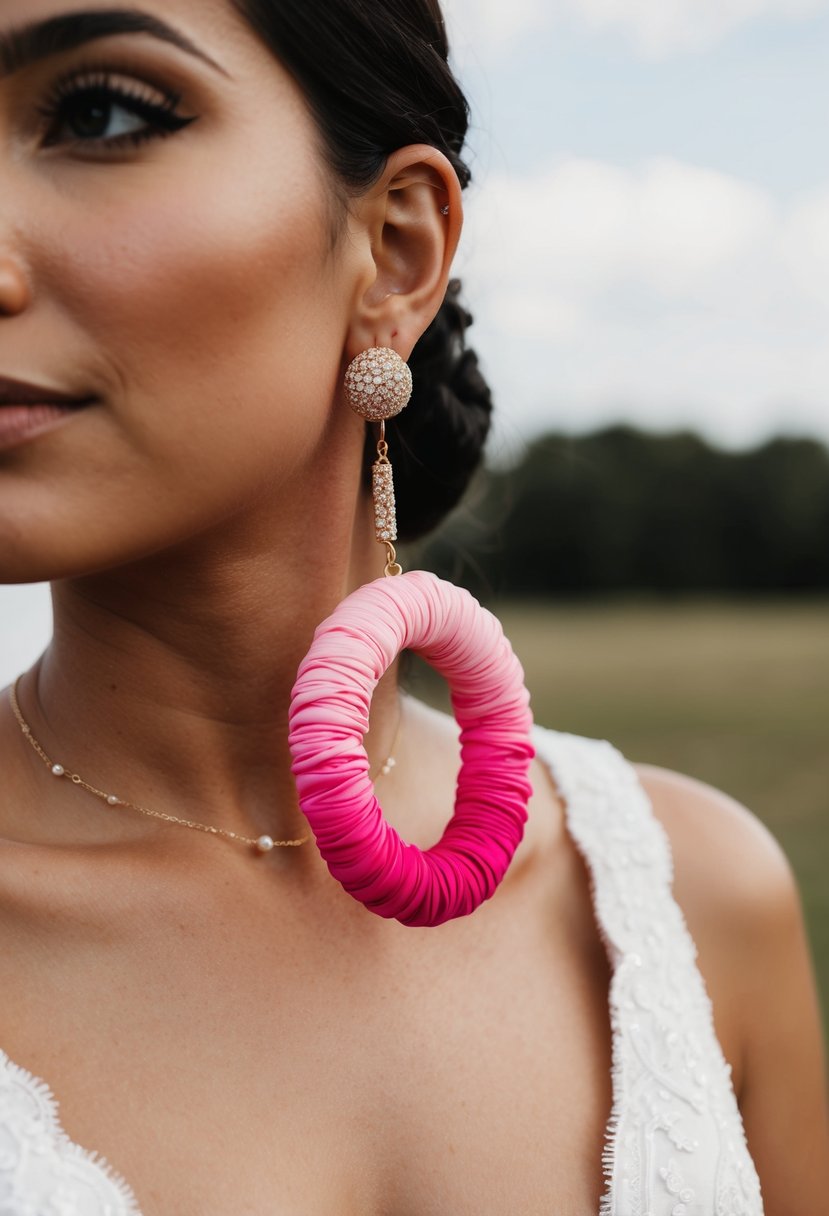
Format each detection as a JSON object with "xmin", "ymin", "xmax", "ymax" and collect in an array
[{"xmin": 406, "ymin": 596, "xmax": 829, "ymax": 1045}]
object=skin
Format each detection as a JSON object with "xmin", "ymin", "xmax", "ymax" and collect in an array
[{"xmin": 0, "ymin": 1, "xmax": 826, "ymax": 1212}]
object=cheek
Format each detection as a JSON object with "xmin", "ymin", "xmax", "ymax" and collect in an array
[
  {"xmin": 3, "ymin": 152, "xmax": 348, "ymax": 578},
  {"xmin": 67, "ymin": 163, "xmax": 337, "ymax": 461}
]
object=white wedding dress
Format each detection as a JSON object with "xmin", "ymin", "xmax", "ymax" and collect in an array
[{"xmin": 0, "ymin": 723, "xmax": 764, "ymax": 1215}]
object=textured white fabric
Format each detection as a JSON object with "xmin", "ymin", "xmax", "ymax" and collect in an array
[
  {"xmin": 0, "ymin": 725, "xmax": 764, "ymax": 1215},
  {"xmin": 0, "ymin": 1046, "xmax": 142, "ymax": 1214},
  {"xmin": 532, "ymin": 726, "xmax": 764, "ymax": 1216}
]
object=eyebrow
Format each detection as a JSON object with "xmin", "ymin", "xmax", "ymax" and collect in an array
[{"xmin": 0, "ymin": 8, "xmax": 230, "ymax": 79}]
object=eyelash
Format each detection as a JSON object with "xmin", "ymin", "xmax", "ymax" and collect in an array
[{"xmin": 35, "ymin": 69, "xmax": 196, "ymax": 151}]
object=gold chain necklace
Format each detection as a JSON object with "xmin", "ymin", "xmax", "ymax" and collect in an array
[{"xmin": 8, "ymin": 675, "xmax": 401, "ymax": 855}]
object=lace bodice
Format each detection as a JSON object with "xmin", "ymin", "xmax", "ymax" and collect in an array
[{"xmin": 0, "ymin": 725, "xmax": 763, "ymax": 1215}]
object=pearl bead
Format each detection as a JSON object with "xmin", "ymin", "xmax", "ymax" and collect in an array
[
  {"xmin": 106, "ymin": 795, "xmax": 120, "ymax": 805},
  {"xmin": 51, "ymin": 764, "xmax": 65, "ymax": 777},
  {"xmin": 256, "ymin": 835, "xmax": 275, "ymax": 853}
]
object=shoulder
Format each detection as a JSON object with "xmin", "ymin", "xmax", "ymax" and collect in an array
[
  {"xmin": 631, "ymin": 759, "xmax": 802, "ymax": 1054},
  {"xmin": 632, "ymin": 760, "xmax": 829, "ymax": 1209},
  {"xmin": 632, "ymin": 761, "xmax": 797, "ymax": 935}
]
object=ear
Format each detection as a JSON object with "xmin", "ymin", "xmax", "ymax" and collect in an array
[{"xmin": 346, "ymin": 145, "xmax": 464, "ymax": 362}]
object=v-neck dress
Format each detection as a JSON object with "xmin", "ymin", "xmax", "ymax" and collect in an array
[{"xmin": 0, "ymin": 724, "xmax": 764, "ymax": 1215}]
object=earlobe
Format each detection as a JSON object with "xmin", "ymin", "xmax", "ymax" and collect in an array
[{"xmin": 347, "ymin": 145, "xmax": 463, "ymax": 361}]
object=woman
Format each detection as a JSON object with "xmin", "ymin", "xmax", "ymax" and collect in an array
[{"xmin": 0, "ymin": 1, "xmax": 826, "ymax": 1212}]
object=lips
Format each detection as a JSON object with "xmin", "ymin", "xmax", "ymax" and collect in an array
[{"xmin": 0, "ymin": 375, "xmax": 94, "ymax": 407}]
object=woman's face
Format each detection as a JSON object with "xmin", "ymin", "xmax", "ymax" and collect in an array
[{"xmin": 0, "ymin": 0, "xmax": 361, "ymax": 582}]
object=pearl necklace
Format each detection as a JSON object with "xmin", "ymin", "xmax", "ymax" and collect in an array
[{"xmin": 8, "ymin": 675, "xmax": 400, "ymax": 856}]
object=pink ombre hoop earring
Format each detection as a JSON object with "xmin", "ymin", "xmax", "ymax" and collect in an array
[{"xmin": 288, "ymin": 347, "xmax": 534, "ymax": 927}]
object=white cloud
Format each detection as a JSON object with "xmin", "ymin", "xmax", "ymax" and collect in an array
[
  {"xmin": 0, "ymin": 583, "xmax": 53, "ymax": 689},
  {"xmin": 569, "ymin": 0, "xmax": 828, "ymax": 58},
  {"xmin": 442, "ymin": 0, "xmax": 549, "ymax": 59},
  {"xmin": 443, "ymin": 0, "xmax": 829, "ymax": 59},
  {"xmin": 458, "ymin": 0, "xmax": 547, "ymax": 52},
  {"xmin": 470, "ymin": 158, "xmax": 775, "ymax": 299},
  {"xmin": 453, "ymin": 157, "xmax": 829, "ymax": 451},
  {"xmin": 782, "ymin": 186, "xmax": 829, "ymax": 308}
]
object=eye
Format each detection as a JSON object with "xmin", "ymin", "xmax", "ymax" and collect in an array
[{"xmin": 36, "ymin": 69, "xmax": 197, "ymax": 151}]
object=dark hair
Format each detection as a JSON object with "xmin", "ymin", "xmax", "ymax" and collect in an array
[{"xmin": 232, "ymin": 0, "xmax": 493, "ymax": 541}]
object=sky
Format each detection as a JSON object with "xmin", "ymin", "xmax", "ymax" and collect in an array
[
  {"xmin": 442, "ymin": 0, "xmax": 829, "ymax": 460},
  {"xmin": 2, "ymin": 1, "xmax": 828, "ymax": 683}
]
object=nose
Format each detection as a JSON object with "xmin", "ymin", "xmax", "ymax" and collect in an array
[{"xmin": 0, "ymin": 254, "xmax": 32, "ymax": 314}]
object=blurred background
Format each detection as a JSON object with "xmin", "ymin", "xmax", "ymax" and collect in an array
[
  {"xmin": 428, "ymin": 0, "xmax": 828, "ymax": 1036},
  {"xmin": 1, "ymin": 0, "xmax": 827, "ymax": 1036}
]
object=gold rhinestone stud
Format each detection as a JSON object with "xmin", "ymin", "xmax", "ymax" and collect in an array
[{"xmin": 344, "ymin": 348, "xmax": 413, "ymax": 422}]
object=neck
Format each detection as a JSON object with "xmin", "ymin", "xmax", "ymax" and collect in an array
[{"xmin": 13, "ymin": 478, "xmax": 402, "ymax": 855}]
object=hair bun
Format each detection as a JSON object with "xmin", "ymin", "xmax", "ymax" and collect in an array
[{"xmin": 362, "ymin": 279, "xmax": 494, "ymax": 542}]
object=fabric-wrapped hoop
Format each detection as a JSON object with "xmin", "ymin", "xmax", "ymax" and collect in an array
[{"xmin": 288, "ymin": 570, "xmax": 535, "ymax": 927}]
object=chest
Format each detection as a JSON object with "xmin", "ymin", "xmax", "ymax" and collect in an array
[{"xmin": 3, "ymin": 837, "xmax": 614, "ymax": 1214}]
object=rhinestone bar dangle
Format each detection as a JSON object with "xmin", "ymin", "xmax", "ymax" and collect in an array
[
  {"xmin": 343, "ymin": 346, "xmax": 413, "ymax": 579},
  {"xmin": 374, "ymin": 420, "xmax": 403, "ymax": 577}
]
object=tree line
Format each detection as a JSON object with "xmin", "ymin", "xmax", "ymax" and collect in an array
[{"xmin": 413, "ymin": 425, "xmax": 829, "ymax": 598}]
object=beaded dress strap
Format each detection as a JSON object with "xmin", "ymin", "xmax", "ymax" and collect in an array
[{"xmin": 532, "ymin": 725, "xmax": 764, "ymax": 1216}]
